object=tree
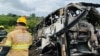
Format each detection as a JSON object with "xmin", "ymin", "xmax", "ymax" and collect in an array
[{"xmin": 30, "ymin": 13, "xmax": 36, "ymax": 18}]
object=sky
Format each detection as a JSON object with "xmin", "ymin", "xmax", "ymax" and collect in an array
[{"xmin": 0, "ymin": 0, "xmax": 100, "ymax": 17}]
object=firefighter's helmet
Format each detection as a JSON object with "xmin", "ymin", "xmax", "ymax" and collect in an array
[
  {"xmin": 0, "ymin": 25, "xmax": 4, "ymax": 28},
  {"xmin": 17, "ymin": 16, "xmax": 27, "ymax": 25}
]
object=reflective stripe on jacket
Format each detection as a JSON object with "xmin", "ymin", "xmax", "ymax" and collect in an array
[{"xmin": 12, "ymin": 44, "xmax": 30, "ymax": 50}]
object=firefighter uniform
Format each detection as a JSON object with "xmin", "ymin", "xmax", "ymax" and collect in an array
[{"xmin": 5, "ymin": 16, "xmax": 32, "ymax": 56}]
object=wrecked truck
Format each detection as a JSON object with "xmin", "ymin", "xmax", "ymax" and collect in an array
[{"xmin": 31, "ymin": 2, "xmax": 100, "ymax": 56}]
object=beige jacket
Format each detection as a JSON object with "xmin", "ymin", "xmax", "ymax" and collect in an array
[{"xmin": 5, "ymin": 26, "xmax": 32, "ymax": 56}]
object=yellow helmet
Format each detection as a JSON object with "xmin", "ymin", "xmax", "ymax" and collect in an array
[
  {"xmin": 0, "ymin": 25, "xmax": 4, "ymax": 28},
  {"xmin": 17, "ymin": 16, "xmax": 27, "ymax": 25}
]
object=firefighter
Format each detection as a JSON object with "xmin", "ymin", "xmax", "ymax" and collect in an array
[
  {"xmin": 4, "ymin": 16, "xmax": 32, "ymax": 56},
  {"xmin": 0, "ymin": 25, "xmax": 7, "ymax": 39}
]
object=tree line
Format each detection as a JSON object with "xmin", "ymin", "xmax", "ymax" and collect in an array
[{"xmin": 0, "ymin": 13, "xmax": 42, "ymax": 33}]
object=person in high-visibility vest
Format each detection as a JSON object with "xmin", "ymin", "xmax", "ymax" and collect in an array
[{"xmin": 5, "ymin": 16, "xmax": 32, "ymax": 56}]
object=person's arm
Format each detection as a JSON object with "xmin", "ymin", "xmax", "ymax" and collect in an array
[
  {"xmin": 29, "ymin": 35, "xmax": 33, "ymax": 50},
  {"xmin": 30, "ymin": 35, "xmax": 33, "ymax": 46},
  {"xmin": 4, "ymin": 32, "xmax": 12, "ymax": 47}
]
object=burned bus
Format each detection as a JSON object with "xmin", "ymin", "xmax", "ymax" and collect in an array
[{"xmin": 31, "ymin": 2, "xmax": 100, "ymax": 56}]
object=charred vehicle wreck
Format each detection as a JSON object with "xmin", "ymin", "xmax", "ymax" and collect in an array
[{"xmin": 30, "ymin": 2, "xmax": 100, "ymax": 56}]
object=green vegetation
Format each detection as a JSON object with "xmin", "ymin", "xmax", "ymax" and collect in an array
[{"xmin": 0, "ymin": 13, "xmax": 42, "ymax": 33}]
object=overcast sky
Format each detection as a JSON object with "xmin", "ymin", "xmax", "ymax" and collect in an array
[{"xmin": 0, "ymin": 0, "xmax": 100, "ymax": 17}]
